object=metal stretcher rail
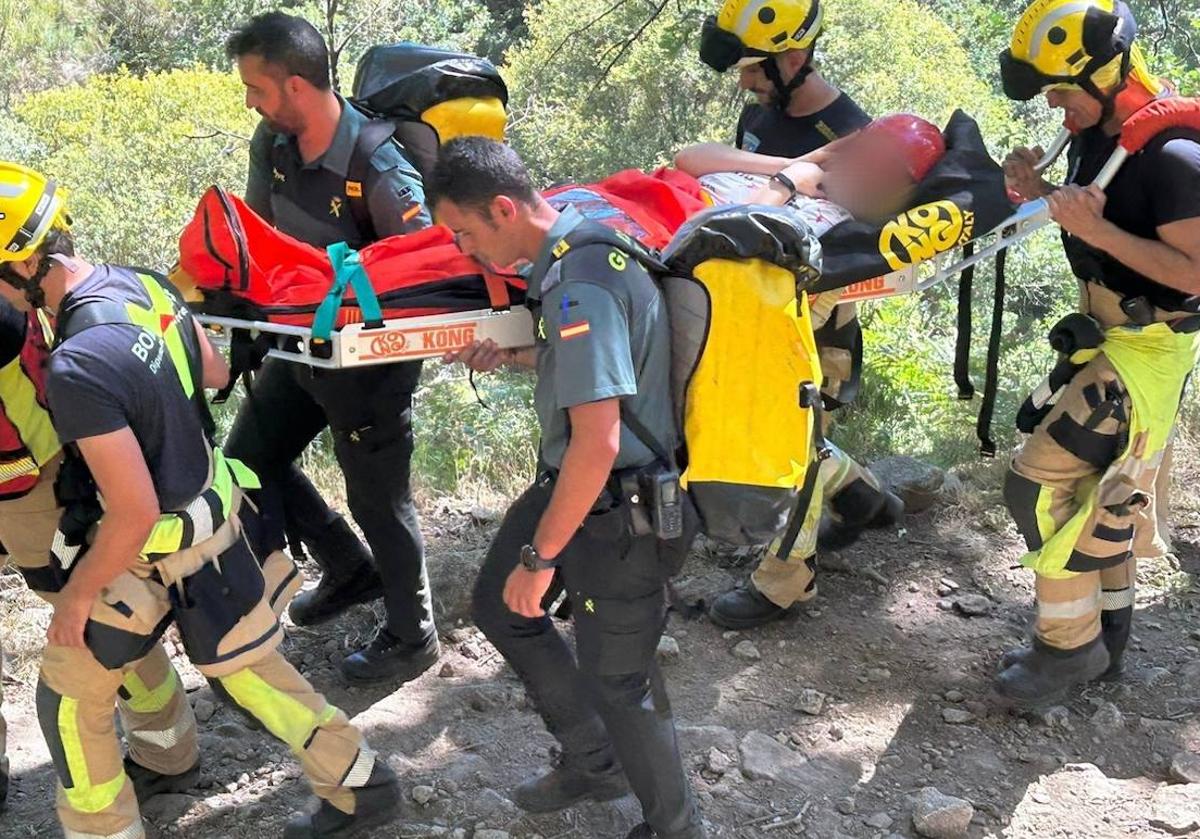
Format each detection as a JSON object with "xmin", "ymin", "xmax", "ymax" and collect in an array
[{"xmin": 200, "ymin": 306, "xmax": 535, "ymax": 370}]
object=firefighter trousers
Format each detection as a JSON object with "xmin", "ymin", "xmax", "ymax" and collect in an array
[
  {"xmin": 752, "ymin": 439, "xmax": 888, "ymax": 609},
  {"xmin": 36, "ymin": 512, "xmax": 385, "ymax": 839},
  {"xmin": 1005, "ymin": 353, "xmax": 1167, "ymax": 651}
]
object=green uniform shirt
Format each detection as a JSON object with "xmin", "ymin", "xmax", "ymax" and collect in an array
[
  {"xmin": 245, "ymin": 96, "xmax": 430, "ymax": 248},
  {"xmin": 528, "ymin": 207, "xmax": 675, "ymax": 471}
]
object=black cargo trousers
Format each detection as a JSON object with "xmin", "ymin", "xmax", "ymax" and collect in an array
[
  {"xmin": 224, "ymin": 356, "xmax": 434, "ymax": 644},
  {"xmin": 472, "ymin": 474, "xmax": 704, "ymax": 839}
]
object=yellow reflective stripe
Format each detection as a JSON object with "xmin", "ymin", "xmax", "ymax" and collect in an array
[
  {"xmin": 0, "ymin": 455, "xmax": 37, "ymax": 481},
  {"xmin": 142, "ymin": 449, "xmax": 240, "ymax": 558},
  {"xmin": 226, "ymin": 455, "xmax": 261, "ymax": 491},
  {"xmin": 125, "ymin": 274, "xmax": 193, "ymax": 399},
  {"xmin": 219, "ymin": 669, "xmax": 336, "ymax": 753},
  {"xmin": 59, "ymin": 697, "xmax": 128, "ymax": 814},
  {"xmin": 120, "ymin": 667, "xmax": 178, "ymax": 715},
  {"xmin": 1034, "ymin": 482, "xmax": 1056, "ymax": 544},
  {"xmin": 0, "ymin": 353, "xmax": 60, "ymax": 470}
]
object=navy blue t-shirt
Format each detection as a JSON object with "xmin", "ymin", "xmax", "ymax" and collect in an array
[{"xmin": 46, "ymin": 265, "xmax": 211, "ymax": 512}]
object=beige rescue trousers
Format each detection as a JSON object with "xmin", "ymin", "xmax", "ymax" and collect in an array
[
  {"xmin": 0, "ymin": 459, "xmax": 205, "ymax": 807},
  {"xmin": 752, "ymin": 433, "xmax": 888, "ymax": 609},
  {"xmin": 1006, "ymin": 352, "xmax": 1170, "ymax": 651},
  {"xmin": 28, "ymin": 491, "xmax": 377, "ymax": 839}
]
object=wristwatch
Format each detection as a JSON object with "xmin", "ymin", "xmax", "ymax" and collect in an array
[
  {"xmin": 769, "ymin": 171, "xmax": 798, "ymax": 198},
  {"xmin": 520, "ymin": 544, "xmax": 558, "ymax": 571}
]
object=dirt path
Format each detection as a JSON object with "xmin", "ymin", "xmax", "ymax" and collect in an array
[{"xmin": 4, "ymin": 465, "xmax": 1200, "ymax": 839}]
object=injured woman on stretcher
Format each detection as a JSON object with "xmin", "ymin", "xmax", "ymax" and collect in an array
[{"xmin": 174, "ymin": 109, "xmax": 1011, "ymax": 332}]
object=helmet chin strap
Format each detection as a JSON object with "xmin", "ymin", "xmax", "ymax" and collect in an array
[
  {"xmin": 764, "ymin": 53, "xmax": 815, "ymax": 111},
  {"xmin": 0, "ymin": 256, "xmax": 56, "ymax": 311}
]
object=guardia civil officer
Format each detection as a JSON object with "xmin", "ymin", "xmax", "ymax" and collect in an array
[
  {"xmin": 224, "ymin": 12, "xmax": 439, "ymax": 685},
  {"xmin": 998, "ymin": 0, "xmax": 1200, "ymax": 705},
  {"xmin": 434, "ymin": 138, "xmax": 706, "ymax": 839},
  {"xmin": 681, "ymin": 0, "xmax": 902, "ymax": 629},
  {"xmin": 0, "ymin": 161, "xmax": 398, "ymax": 839}
]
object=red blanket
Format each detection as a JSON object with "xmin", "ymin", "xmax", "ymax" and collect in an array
[{"xmin": 178, "ymin": 170, "xmax": 710, "ymax": 327}]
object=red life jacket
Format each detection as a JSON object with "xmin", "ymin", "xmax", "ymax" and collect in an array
[{"xmin": 0, "ymin": 312, "xmax": 59, "ymax": 499}]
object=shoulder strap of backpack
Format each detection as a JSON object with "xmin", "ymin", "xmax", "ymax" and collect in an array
[
  {"xmin": 345, "ymin": 119, "xmax": 398, "ymax": 244},
  {"xmin": 549, "ymin": 221, "xmax": 669, "ymax": 276},
  {"xmin": 548, "ymin": 222, "xmax": 677, "ymax": 467}
]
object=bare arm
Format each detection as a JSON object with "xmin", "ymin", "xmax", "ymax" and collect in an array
[
  {"xmin": 445, "ymin": 339, "xmax": 536, "ymax": 371},
  {"xmin": 674, "ymin": 142, "xmax": 792, "ymax": 178},
  {"xmin": 1050, "ymin": 185, "xmax": 1200, "ymax": 297},
  {"xmin": 48, "ymin": 428, "xmax": 160, "ymax": 647},
  {"xmin": 1090, "ymin": 215, "xmax": 1200, "ymax": 296},
  {"xmin": 194, "ymin": 319, "xmax": 230, "ymax": 390},
  {"xmin": 503, "ymin": 398, "xmax": 621, "ymax": 619}
]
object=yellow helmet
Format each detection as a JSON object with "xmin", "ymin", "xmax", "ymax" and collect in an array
[
  {"xmin": 700, "ymin": 0, "xmax": 824, "ymax": 73},
  {"xmin": 1000, "ymin": 0, "xmax": 1137, "ymax": 102},
  {"xmin": 0, "ymin": 162, "xmax": 69, "ymax": 264}
]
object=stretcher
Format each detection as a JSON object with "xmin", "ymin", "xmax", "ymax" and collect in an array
[{"xmin": 191, "ymin": 101, "xmax": 1199, "ymax": 371}]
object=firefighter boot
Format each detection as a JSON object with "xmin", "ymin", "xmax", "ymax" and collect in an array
[{"xmin": 995, "ymin": 636, "xmax": 1110, "ymax": 707}]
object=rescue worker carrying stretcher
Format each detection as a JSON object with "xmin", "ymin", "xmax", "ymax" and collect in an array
[
  {"xmin": 687, "ymin": 0, "xmax": 903, "ymax": 629},
  {"xmin": 224, "ymin": 13, "xmax": 440, "ymax": 686},
  {"xmin": 997, "ymin": 0, "xmax": 1200, "ymax": 706},
  {"xmin": 434, "ymin": 139, "xmax": 705, "ymax": 839},
  {"xmin": 0, "ymin": 162, "xmax": 400, "ymax": 839},
  {"xmin": 0, "ymin": 301, "xmax": 199, "ymax": 816}
]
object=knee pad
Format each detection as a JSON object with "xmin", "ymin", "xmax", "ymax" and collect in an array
[
  {"xmin": 828, "ymin": 478, "xmax": 885, "ymax": 527},
  {"xmin": 1004, "ymin": 469, "xmax": 1047, "ymax": 551}
]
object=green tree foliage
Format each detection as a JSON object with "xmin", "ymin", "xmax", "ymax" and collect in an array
[
  {"xmin": 14, "ymin": 69, "xmax": 256, "ymax": 268},
  {"xmin": 504, "ymin": 0, "xmax": 737, "ymax": 183}
]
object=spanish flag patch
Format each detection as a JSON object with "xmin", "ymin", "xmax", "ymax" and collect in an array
[{"xmin": 559, "ymin": 321, "xmax": 591, "ymax": 340}]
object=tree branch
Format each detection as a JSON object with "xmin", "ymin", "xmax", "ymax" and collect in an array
[{"xmin": 591, "ymin": 0, "xmax": 671, "ymax": 90}]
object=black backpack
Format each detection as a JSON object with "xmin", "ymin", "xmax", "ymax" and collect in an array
[{"xmin": 341, "ymin": 43, "xmax": 508, "ymax": 239}]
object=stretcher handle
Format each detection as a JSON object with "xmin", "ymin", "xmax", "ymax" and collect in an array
[{"xmin": 1033, "ymin": 128, "xmax": 1072, "ymax": 175}]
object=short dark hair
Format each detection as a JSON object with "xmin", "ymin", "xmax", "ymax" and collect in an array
[
  {"xmin": 225, "ymin": 12, "xmax": 331, "ymax": 90},
  {"xmin": 429, "ymin": 138, "xmax": 539, "ymax": 215}
]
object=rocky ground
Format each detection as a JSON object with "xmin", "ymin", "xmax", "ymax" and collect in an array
[{"xmin": 4, "ymin": 454, "xmax": 1200, "ymax": 839}]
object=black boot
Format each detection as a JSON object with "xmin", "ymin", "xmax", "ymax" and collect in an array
[
  {"xmin": 123, "ymin": 755, "xmax": 201, "ymax": 802},
  {"xmin": 284, "ymin": 760, "xmax": 400, "ymax": 838},
  {"xmin": 339, "ymin": 631, "xmax": 439, "ymax": 686},
  {"xmin": 995, "ymin": 636, "xmax": 1110, "ymax": 707},
  {"xmin": 709, "ymin": 581, "xmax": 791, "ymax": 630},
  {"xmin": 818, "ymin": 489, "xmax": 905, "ymax": 552},
  {"xmin": 288, "ymin": 518, "xmax": 383, "ymax": 627},
  {"xmin": 1099, "ymin": 606, "xmax": 1133, "ymax": 681},
  {"xmin": 513, "ymin": 756, "xmax": 629, "ymax": 813}
]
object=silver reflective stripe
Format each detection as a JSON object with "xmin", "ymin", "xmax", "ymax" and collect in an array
[
  {"xmin": 1028, "ymin": 2, "xmax": 1094, "ymax": 61},
  {"xmin": 343, "ymin": 747, "xmax": 376, "ymax": 788},
  {"xmin": 1101, "ymin": 587, "xmax": 1136, "ymax": 611},
  {"xmin": 128, "ymin": 715, "xmax": 194, "ymax": 751},
  {"xmin": 1030, "ymin": 377, "xmax": 1060, "ymax": 410},
  {"xmin": 64, "ymin": 820, "xmax": 146, "ymax": 839},
  {"xmin": 1038, "ymin": 591, "xmax": 1101, "ymax": 620},
  {"xmin": 185, "ymin": 492, "xmax": 215, "ymax": 544},
  {"xmin": 52, "ymin": 528, "xmax": 82, "ymax": 571}
]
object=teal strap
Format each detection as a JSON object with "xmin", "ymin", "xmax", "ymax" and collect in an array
[{"xmin": 314, "ymin": 242, "xmax": 385, "ymax": 342}]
